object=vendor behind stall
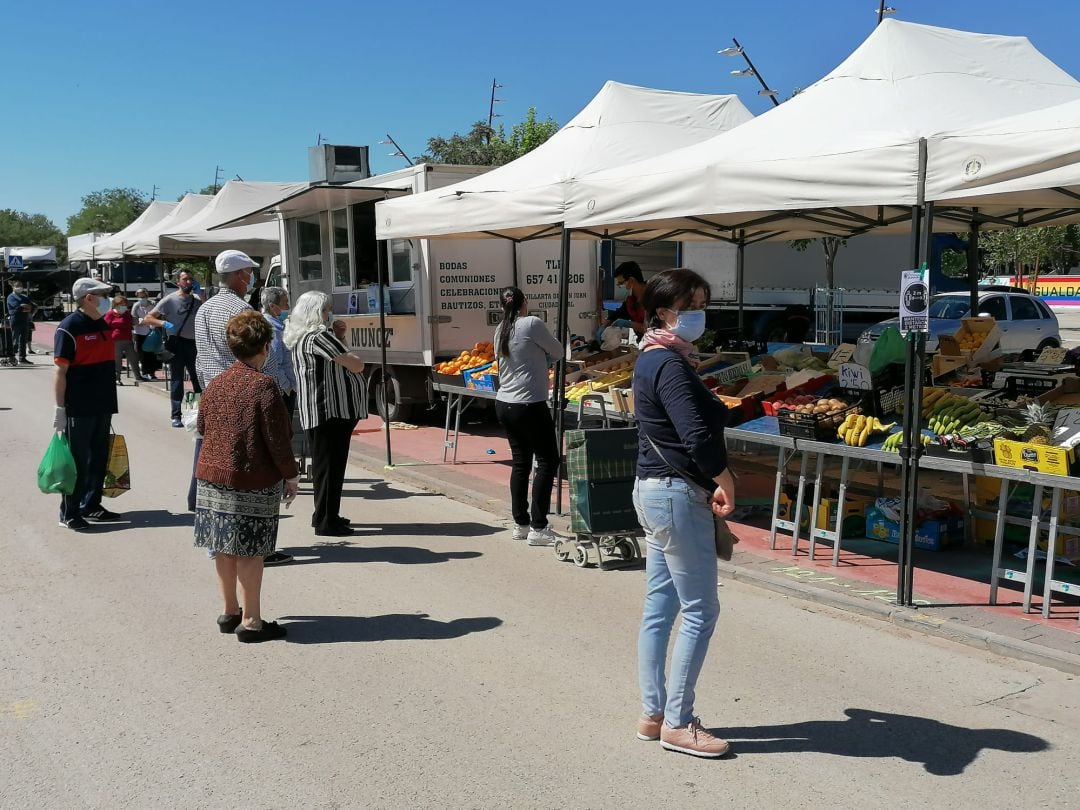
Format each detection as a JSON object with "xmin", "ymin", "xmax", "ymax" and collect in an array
[{"xmin": 611, "ymin": 261, "xmax": 647, "ymax": 336}]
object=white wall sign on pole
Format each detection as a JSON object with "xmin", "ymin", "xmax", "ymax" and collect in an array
[{"xmin": 899, "ymin": 269, "xmax": 929, "ymax": 335}]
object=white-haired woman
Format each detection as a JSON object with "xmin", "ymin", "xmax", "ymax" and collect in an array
[
  {"xmin": 283, "ymin": 291, "xmax": 367, "ymax": 537},
  {"xmin": 260, "ymin": 286, "xmax": 297, "ymax": 416}
]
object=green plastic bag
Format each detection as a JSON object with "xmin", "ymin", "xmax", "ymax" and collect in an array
[
  {"xmin": 37, "ymin": 433, "xmax": 77, "ymax": 496},
  {"xmin": 869, "ymin": 326, "xmax": 907, "ymax": 374}
]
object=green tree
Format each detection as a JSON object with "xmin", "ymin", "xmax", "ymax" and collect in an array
[
  {"xmin": 66, "ymin": 187, "xmax": 149, "ymax": 236},
  {"xmin": 421, "ymin": 107, "xmax": 558, "ymax": 166},
  {"xmin": 0, "ymin": 209, "xmax": 68, "ymax": 260},
  {"xmin": 980, "ymin": 225, "xmax": 1074, "ymax": 281},
  {"xmin": 176, "ymin": 184, "xmax": 220, "ymax": 200}
]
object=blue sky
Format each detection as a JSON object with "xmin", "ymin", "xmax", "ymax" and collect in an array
[{"xmin": 4, "ymin": 0, "xmax": 1079, "ymax": 232}]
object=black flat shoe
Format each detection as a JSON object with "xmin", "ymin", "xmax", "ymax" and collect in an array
[
  {"xmin": 314, "ymin": 524, "xmax": 354, "ymax": 537},
  {"xmin": 236, "ymin": 620, "xmax": 287, "ymax": 643},
  {"xmin": 217, "ymin": 612, "xmax": 242, "ymax": 633}
]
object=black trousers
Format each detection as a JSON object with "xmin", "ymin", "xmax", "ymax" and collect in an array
[
  {"xmin": 61, "ymin": 414, "xmax": 112, "ymax": 521},
  {"xmin": 167, "ymin": 337, "xmax": 201, "ymax": 420},
  {"xmin": 306, "ymin": 418, "xmax": 357, "ymax": 531},
  {"xmin": 134, "ymin": 333, "xmax": 160, "ymax": 377},
  {"xmin": 495, "ymin": 400, "xmax": 559, "ymax": 530}
]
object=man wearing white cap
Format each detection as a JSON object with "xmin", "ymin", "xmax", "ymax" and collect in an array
[
  {"xmin": 190, "ymin": 250, "xmax": 290, "ymax": 565},
  {"xmin": 53, "ymin": 277, "xmax": 123, "ymax": 530}
]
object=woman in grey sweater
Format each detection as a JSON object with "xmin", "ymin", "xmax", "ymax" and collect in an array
[{"xmin": 494, "ymin": 287, "xmax": 565, "ymax": 546}]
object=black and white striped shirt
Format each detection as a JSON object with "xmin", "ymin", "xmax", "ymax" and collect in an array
[{"xmin": 292, "ymin": 327, "xmax": 367, "ymax": 430}]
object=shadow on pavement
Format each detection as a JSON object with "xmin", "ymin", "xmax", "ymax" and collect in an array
[
  {"xmin": 339, "ymin": 481, "xmax": 437, "ymax": 501},
  {"xmin": 280, "ymin": 613, "xmax": 503, "ymax": 644},
  {"xmin": 114, "ymin": 510, "xmax": 194, "ymax": 529},
  {"xmin": 717, "ymin": 708, "xmax": 1048, "ymax": 776},
  {"xmin": 284, "ymin": 542, "xmax": 483, "ymax": 565}
]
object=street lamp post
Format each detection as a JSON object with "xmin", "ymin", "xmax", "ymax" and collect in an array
[
  {"xmin": 718, "ymin": 38, "xmax": 779, "ymax": 107},
  {"xmin": 380, "ymin": 134, "xmax": 414, "ymax": 167}
]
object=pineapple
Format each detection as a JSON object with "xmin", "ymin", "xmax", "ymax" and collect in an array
[{"xmin": 1020, "ymin": 402, "xmax": 1055, "ymax": 445}]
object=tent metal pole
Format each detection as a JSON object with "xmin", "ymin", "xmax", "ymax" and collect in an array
[
  {"xmin": 736, "ymin": 230, "xmax": 746, "ymax": 336},
  {"xmin": 904, "ymin": 199, "xmax": 934, "ymax": 606},
  {"xmin": 968, "ymin": 214, "xmax": 981, "ymax": 317},
  {"xmin": 554, "ymin": 224, "xmax": 572, "ymax": 515},
  {"xmin": 512, "ymin": 241, "xmax": 520, "ymax": 288},
  {"xmin": 377, "ymin": 239, "xmax": 392, "ymax": 467},
  {"xmin": 897, "ymin": 138, "xmax": 928, "ymax": 607}
]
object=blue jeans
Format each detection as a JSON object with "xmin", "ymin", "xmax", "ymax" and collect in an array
[
  {"xmin": 60, "ymin": 414, "xmax": 112, "ymax": 521},
  {"xmin": 633, "ymin": 477, "xmax": 720, "ymax": 728}
]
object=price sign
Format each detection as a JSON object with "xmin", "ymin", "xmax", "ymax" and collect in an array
[
  {"xmin": 829, "ymin": 343, "xmax": 856, "ymax": 366},
  {"xmin": 899, "ymin": 269, "xmax": 929, "ymax": 335},
  {"xmin": 1052, "ymin": 408, "xmax": 1080, "ymax": 449},
  {"xmin": 839, "ymin": 362, "xmax": 873, "ymax": 390},
  {"xmin": 1037, "ymin": 346, "xmax": 1068, "ymax": 365}
]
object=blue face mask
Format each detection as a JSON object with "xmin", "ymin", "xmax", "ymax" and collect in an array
[
  {"xmin": 277, "ymin": 308, "xmax": 290, "ymax": 320},
  {"xmin": 668, "ymin": 309, "xmax": 707, "ymax": 343}
]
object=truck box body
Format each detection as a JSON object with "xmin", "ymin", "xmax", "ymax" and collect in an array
[{"xmin": 278, "ymin": 163, "xmax": 599, "ymax": 418}]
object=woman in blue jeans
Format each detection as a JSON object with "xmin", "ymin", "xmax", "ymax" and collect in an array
[{"xmin": 631, "ymin": 268, "xmax": 735, "ymax": 758}]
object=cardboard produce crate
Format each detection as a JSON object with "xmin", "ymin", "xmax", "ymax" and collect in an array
[
  {"xmin": 993, "ymin": 438, "xmax": 1078, "ymax": 476},
  {"xmin": 937, "ymin": 316, "xmax": 1002, "ymax": 364}
]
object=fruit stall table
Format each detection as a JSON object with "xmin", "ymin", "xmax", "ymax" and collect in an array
[
  {"xmin": 726, "ymin": 414, "xmax": 1080, "ymax": 623},
  {"xmin": 434, "ymin": 381, "xmax": 501, "ymax": 464}
]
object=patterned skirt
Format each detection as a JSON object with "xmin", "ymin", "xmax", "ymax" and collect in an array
[{"xmin": 193, "ymin": 480, "xmax": 282, "ymax": 557}]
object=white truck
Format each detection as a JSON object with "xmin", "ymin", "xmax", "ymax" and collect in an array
[
  {"xmin": 681, "ymin": 233, "xmax": 971, "ymax": 343},
  {"xmin": 3, "ymin": 245, "xmax": 58, "ymax": 272},
  {"xmin": 2, "ymin": 246, "xmax": 67, "ymax": 319},
  {"xmin": 277, "ymin": 163, "xmax": 601, "ymax": 421}
]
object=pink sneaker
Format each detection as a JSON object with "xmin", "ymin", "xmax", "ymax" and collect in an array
[
  {"xmin": 660, "ymin": 718, "xmax": 731, "ymax": 758},
  {"xmin": 636, "ymin": 712, "xmax": 664, "ymax": 741}
]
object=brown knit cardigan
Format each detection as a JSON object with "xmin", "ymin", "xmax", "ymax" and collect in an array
[{"xmin": 196, "ymin": 362, "xmax": 299, "ymax": 489}]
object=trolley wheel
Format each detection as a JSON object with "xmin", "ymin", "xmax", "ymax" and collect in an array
[
  {"xmin": 613, "ymin": 539, "xmax": 637, "ymax": 561},
  {"xmin": 554, "ymin": 538, "xmax": 571, "ymax": 562},
  {"xmin": 573, "ymin": 544, "xmax": 590, "ymax": 568}
]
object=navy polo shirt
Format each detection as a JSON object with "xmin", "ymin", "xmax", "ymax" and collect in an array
[{"xmin": 54, "ymin": 311, "xmax": 118, "ymax": 418}]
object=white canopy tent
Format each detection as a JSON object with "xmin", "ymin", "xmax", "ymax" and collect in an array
[
  {"xmin": 158, "ymin": 180, "xmax": 308, "ymax": 257},
  {"xmin": 927, "ymin": 97, "xmax": 1080, "ymax": 223},
  {"xmin": 68, "ymin": 201, "xmax": 178, "ymax": 262},
  {"xmin": 375, "ymin": 81, "xmax": 753, "ymax": 241},
  {"xmin": 206, "ymin": 172, "xmax": 414, "ymax": 230},
  {"xmin": 564, "ymin": 21, "xmax": 1080, "ymax": 243},
  {"xmin": 119, "ymin": 194, "xmax": 212, "ymax": 258}
]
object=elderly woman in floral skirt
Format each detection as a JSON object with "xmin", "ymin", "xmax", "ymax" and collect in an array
[{"xmin": 194, "ymin": 310, "xmax": 299, "ymax": 643}]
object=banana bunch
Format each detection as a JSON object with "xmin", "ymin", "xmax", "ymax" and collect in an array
[
  {"xmin": 919, "ymin": 387, "xmax": 951, "ymax": 418},
  {"xmin": 589, "ymin": 369, "xmax": 633, "ymax": 392},
  {"xmin": 926, "ymin": 396, "xmax": 985, "ymax": 436},
  {"xmin": 837, "ymin": 414, "xmax": 897, "ymax": 447},
  {"xmin": 882, "ymin": 432, "xmax": 933, "ymax": 453}
]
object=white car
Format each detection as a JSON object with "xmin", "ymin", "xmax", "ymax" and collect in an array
[{"xmin": 858, "ymin": 288, "xmax": 1061, "ymax": 352}]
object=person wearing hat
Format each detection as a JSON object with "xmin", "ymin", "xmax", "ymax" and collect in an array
[
  {"xmin": 6, "ymin": 281, "xmax": 34, "ymax": 364},
  {"xmin": 143, "ymin": 270, "xmax": 203, "ymax": 427},
  {"xmin": 191, "ymin": 250, "xmax": 290, "ymax": 565},
  {"xmin": 53, "ymin": 277, "xmax": 123, "ymax": 530}
]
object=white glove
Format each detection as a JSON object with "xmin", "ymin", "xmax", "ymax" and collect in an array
[
  {"xmin": 53, "ymin": 406, "xmax": 67, "ymax": 432},
  {"xmin": 282, "ymin": 477, "xmax": 299, "ymax": 508}
]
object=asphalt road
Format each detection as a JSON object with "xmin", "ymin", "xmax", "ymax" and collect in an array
[
  {"xmin": 2, "ymin": 361, "xmax": 1078, "ymax": 808},
  {"xmin": 1055, "ymin": 309, "xmax": 1080, "ymax": 348}
]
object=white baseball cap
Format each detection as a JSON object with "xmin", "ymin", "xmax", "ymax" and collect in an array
[
  {"xmin": 215, "ymin": 250, "xmax": 259, "ymax": 276},
  {"xmin": 72, "ymin": 277, "xmax": 114, "ymax": 300}
]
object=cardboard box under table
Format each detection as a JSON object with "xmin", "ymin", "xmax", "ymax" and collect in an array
[{"xmin": 564, "ymin": 427, "xmax": 640, "ymax": 536}]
